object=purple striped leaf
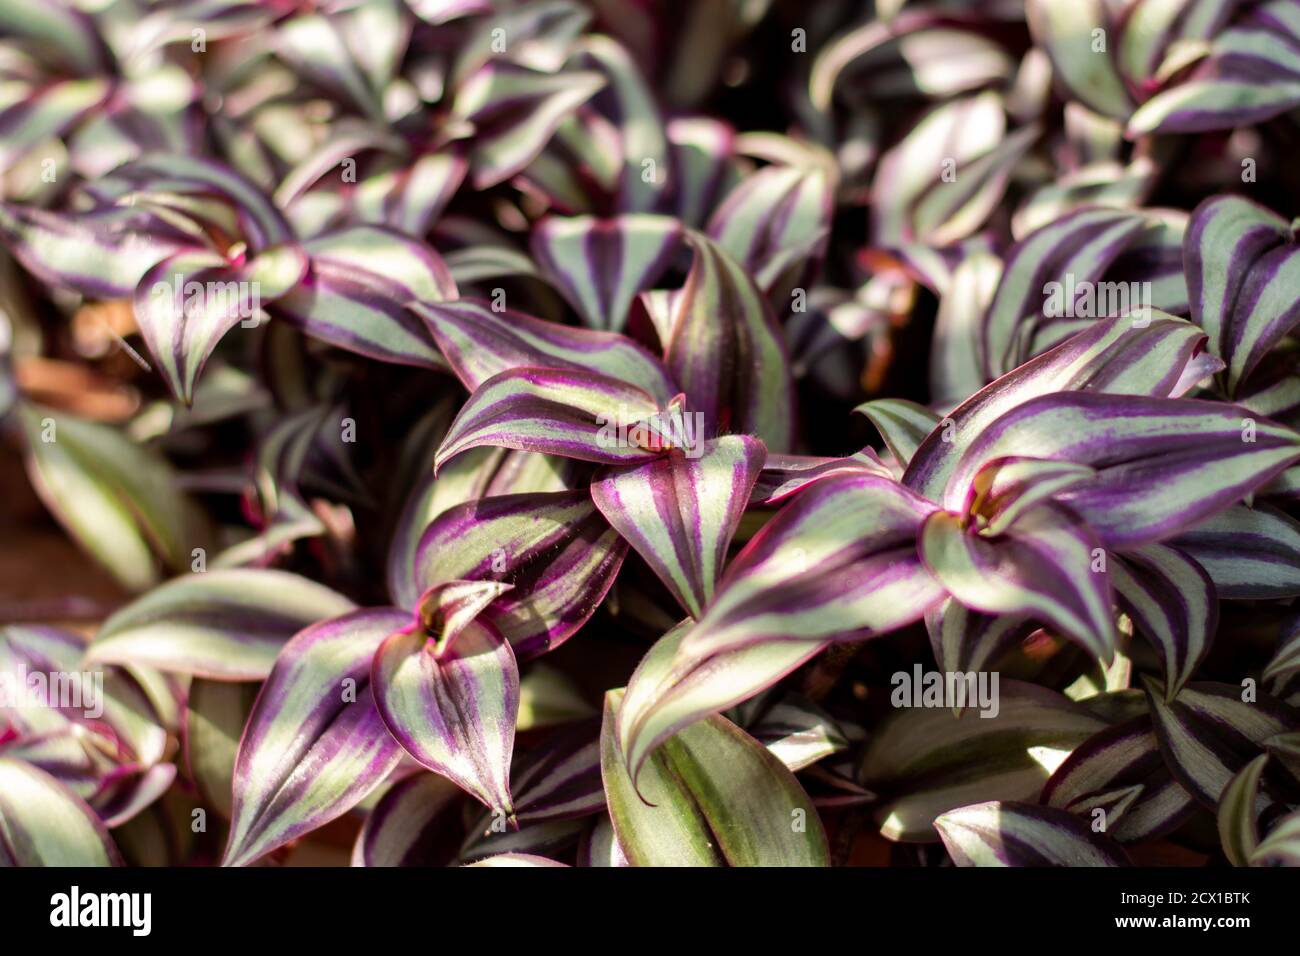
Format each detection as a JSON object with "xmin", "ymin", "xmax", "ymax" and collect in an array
[
  {"xmin": 919, "ymin": 504, "xmax": 1115, "ymax": 662},
  {"xmin": 1104, "ymin": 211, "xmax": 1192, "ymax": 316},
  {"xmin": 504, "ymin": 719, "xmax": 603, "ymax": 826},
  {"xmin": 222, "ymin": 609, "xmax": 408, "ymax": 867},
  {"xmin": 114, "ymin": 155, "xmax": 294, "ymax": 250},
  {"xmin": 0, "ymin": 0, "xmax": 112, "ymax": 75},
  {"xmin": 372, "ymin": 616, "xmax": 518, "ymax": 817},
  {"xmin": 300, "ymin": 226, "xmax": 456, "ymax": 304},
  {"xmin": 0, "ymin": 77, "xmax": 111, "ymax": 172},
  {"xmin": 1265, "ymin": 732, "xmax": 1300, "ymax": 784},
  {"xmin": 446, "ymin": 0, "xmax": 589, "ymax": 82},
  {"xmin": 731, "ymin": 693, "xmax": 852, "ymax": 772},
  {"xmin": 531, "ymin": 215, "xmax": 682, "ymax": 331},
  {"xmin": 571, "ymin": 34, "xmax": 669, "ymax": 213},
  {"xmin": 273, "ymin": 119, "xmax": 405, "ymax": 209},
  {"xmin": 352, "ymin": 149, "xmax": 468, "ymax": 236},
  {"xmin": 435, "ymin": 368, "xmax": 667, "ymax": 469},
  {"xmin": 861, "ymin": 681, "xmax": 1107, "ymax": 841},
  {"xmin": 1128, "ymin": 3, "xmax": 1300, "ymax": 135},
  {"xmin": 89, "ymin": 569, "xmax": 355, "ymax": 681},
  {"xmin": 275, "ymin": 14, "xmax": 384, "ymax": 119},
  {"xmin": 1218, "ymin": 753, "xmax": 1269, "ymax": 867},
  {"xmin": 906, "ymin": 314, "xmax": 1222, "ymax": 503},
  {"xmin": 1264, "ymin": 610, "xmax": 1300, "ymax": 693},
  {"xmin": 135, "ymin": 244, "xmax": 308, "ymax": 404},
  {"xmin": 680, "ymin": 472, "xmax": 945, "ymax": 660},
  {"xmin": 936, "ymin": 800, "xmax": 1131, "ymax": 866},
  {"xmin": 601, "ymin": 690, "xmax": 829, "ymax": 866},
  {"xmin": 926, "ymin": 600, "xmax": 1036, "ymax": 677},
  {"xmin": 871, "ymin": 92, "xmax": 1038, "ymax": 248},
  {"xmin": 93, "ymin": 762, "xmax": 178, "ymax": 830},
  {"xmin": 981, "ymin": 208, "xmax": 1148, "ymax": 379},
  {"xmin": 591, "ymin": 436, "xmax": 766, "ymax": 619},
  {"xmin": 707, "ymin": 164, "xmax": 832, "ymax": 300},
  {"xmin": 0, "ymin": 759, "xmax": 121, "ymax": 866},
  {"xmin": 810, "ymin": 12, "xmax": 1014, "ymax": 110},
  {"xmin": 460, "ymin": 818, "xmax": 587, "ymax": 864},
  {"xmin": 665, "ymin": 117, "xmax": 734, "ymax": 228},
  {"xmin": 462, "ymin": 720, "xmax": 604, "ymax": 858},
  {"xmin": 1115, "ymin": 0, "xmax": 1237, "ymax": 88},
  {"xmin": 413, "ymin": 490, "xmax": 627, "ymax": 659},
  {"xmin": 1185, "ymin": 195, "xmax": 1300, "ymax": 395},
  {"xmin": 1, "ymin": 627, "xmax": 173, "ymax": 788},
  {"xmin": 0, "ymin": 203, "xmax": 189, "ymax": 300},
  {"xmin": 947, "ymin": 392, "xmax": 1300, "ymax": 549},
  {"xmin": 665, "ymin": 231, "xmax": 795, "ymax": 451},
  {"xmin": 1145, "ymin": 679, "xmax": 1296, "ymax": 809},
  {"xmin": 1172, "ymin": 503, "xmax": 1300, "ymax": 599},
  {"xmin": 931, "ymin": 250, "xmax": 1002, "ymax": 407},
  {"xmin": 416, "ymin": 299, "xmax": 676, "ymax": 403},
  {"xmin": 1112, "ymin": 545, "xmax": 1218, "ymax": 700},
  {"xmin": 1042, "ymin": 715, "xmax": 1198, "ymax": 844},
  {"xmin": 352, "ymin": 772, "xmax": 464, "ymax": 867},
  {"xmin": 388, "ymin": 447, "xmax": 575, "ymax": 608},
  {"xmin": 272, "ymin": 226, "xmax": 455, "ymax": 370},
  {"xmin": 452, "ymin": 62, "xmax": 605, "ymax": 189},
  {"xmin": 617, "ymin": 620, "xmax": 828, "ymax": 784}
]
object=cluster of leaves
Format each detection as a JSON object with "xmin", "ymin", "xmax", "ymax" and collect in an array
[{"xmin": 2, "ymin": 0, "xmax": 1300, "ymax": 868}]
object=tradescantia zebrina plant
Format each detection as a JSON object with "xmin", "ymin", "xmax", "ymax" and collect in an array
[{"xmin": 2, "ymin": 0, "xmax": 1300, "ymax": 872}]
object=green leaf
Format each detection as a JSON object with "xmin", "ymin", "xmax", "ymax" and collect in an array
[
  {"xmin": 600, "ymin": 689, "xmax": 829, "ymax": 866},
  {"xmin": 18, "ymin": 403, "xmax": 208, "ymax": 591}
]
